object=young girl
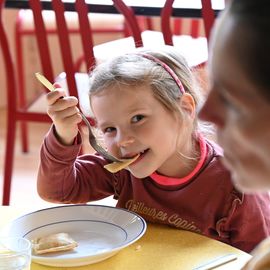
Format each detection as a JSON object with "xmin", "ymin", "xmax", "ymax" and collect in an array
[{"xmin": 37, "ymin": 46, "xmax": 270, "ymax": 253}]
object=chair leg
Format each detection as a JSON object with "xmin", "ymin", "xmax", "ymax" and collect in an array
[
  {"xmin": 2, "ymin": 116, "xmax": 16, "ymax": 205},
  {"xmin": 20, "ymin": 122, "xmax": 28, "ymax": 153},
  {"xmin": 15, "ymin": 25, "xmax": 29, "ymax": 153}
]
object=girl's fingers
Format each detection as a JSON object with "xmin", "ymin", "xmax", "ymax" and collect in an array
[
  {"xmin": 50, "ymin": 106, "xmax": 80, "ymax": 121},
  {"xmin": 53, "ymin": 82, "xmax": 62, "ymax": 89},
  {"xmin": 64, "ymin": 113, "xmax": 82, "ymax": 126},
  {"xmin": 48, "ymin": 105, "xmax": 81, "ymax": 125},
  {"xmin": 54, "ymin": 97, "xmax": 78, "ymax": 112},
  {"xmin": 46, "ymin": 89, "xmax": 67, "ymax": 105},
  {"xmin": 47, "ymin": 96, "xmax": 78, "ymax": 114},
  {"xmin": 57, "ymin": 113, "xmax": 82, "ymax": 129}
]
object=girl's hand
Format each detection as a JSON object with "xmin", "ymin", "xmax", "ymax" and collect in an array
[{"xmin": 46, "ymin": 83, "xmax": 82, "ymax": 145}]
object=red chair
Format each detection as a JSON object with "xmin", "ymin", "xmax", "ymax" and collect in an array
[
  {"xmin": 15, "ymin": 8, "xmax": 130, "ymax": 153},
  {"xmin": 173, "ymin": 18, "xmax": 201, "ymax": 38},
  {"xmin": 161, "ymin": 0, "xmax": 216, "ymax": 67},
  {"xmin": 0, "ymin": 0, "xmax": 49, "ymax": 205},
  {"xmin": 108, "ymin": 0, "xmax": 217, "ymax": 68},
  {"xmin": 1, "ymin": 0, "xmax": 143, "ymax": 205}
]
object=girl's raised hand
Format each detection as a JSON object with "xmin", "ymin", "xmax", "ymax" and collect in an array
[{"xmin": 46, "ymin": 83, "xmax": 82, "ymax": 145}]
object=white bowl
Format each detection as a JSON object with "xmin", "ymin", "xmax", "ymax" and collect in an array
[{"xmin": 3, "ymin": 204, "xmax": 147, "ymax": 267}]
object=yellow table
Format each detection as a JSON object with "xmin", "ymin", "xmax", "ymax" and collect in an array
[{"xmin": 0, "ymin": 206, "xmax": 251, "ymax": 270}]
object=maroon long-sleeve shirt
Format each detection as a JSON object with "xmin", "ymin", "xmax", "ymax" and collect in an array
[{"xmin": 37, "ymin": 126, "xmax": 270, "ymax": 253}]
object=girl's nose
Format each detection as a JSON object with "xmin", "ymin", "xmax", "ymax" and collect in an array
[{"xmin": 117, "ymin": 131, "xmax": 135, "ymax": 148}]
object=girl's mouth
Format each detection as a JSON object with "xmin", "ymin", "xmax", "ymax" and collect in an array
[{"xmin": 130, "ymin": 149, "xmax": 149, "ymax": 165}]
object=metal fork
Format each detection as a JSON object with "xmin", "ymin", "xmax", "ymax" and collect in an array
[{"xmin": 35, "ymin": 72, "xmax": 121, "ymax": 162}]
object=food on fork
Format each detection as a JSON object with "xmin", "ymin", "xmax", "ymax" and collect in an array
[
  {"xmin": 104, "ymin": 154, "xmax": 140, "ymax": 173},
  {"xmin": 32, "ymin": 233, "xmax": 78, "ymax": 255}
]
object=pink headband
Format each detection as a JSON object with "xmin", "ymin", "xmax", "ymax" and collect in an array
[{"xmin": 139, "ymin": 53, "xmax": 186, "ymax": 94}]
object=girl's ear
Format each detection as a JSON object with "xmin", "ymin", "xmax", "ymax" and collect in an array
[{"xmin": 179, "ymin": 93, "xmax": 196, "ymax": 118}]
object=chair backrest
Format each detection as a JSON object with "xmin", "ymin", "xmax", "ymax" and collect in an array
[
  {"xmin": 161, "ymin": 0, "xmax": 216, "ymax": 45},
  {"xmin": 0, "ymin": 0, "xmax": 17, "ymax": 115},
  {"xmin": 112, "ymin": 0, "xmax": 142, "ymax": 47},
  {"xmin": 28, "ymin": 0, "xmax": 142, "ymax": 99},
  {"xmin": 201, "ymin": 0, "xmax": 215, "ymax": 41},
  {"xmin": 173, "ymin": 18, "xmax": 201, "ymax": 38}
]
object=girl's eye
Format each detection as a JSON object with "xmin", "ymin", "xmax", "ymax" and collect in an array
[
  {"xmin": 131, "ymin": 115, "xmax": 144, "ymax": 123},
  {"xmin": 103, "ymin": 127, "xmax": 116, "ymax": 133}
]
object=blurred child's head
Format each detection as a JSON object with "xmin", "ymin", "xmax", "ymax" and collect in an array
[
  {"xmin": 88, "ymin": 46, "xmax": 206, "ymax": 178},
  {"xmin": 228, "ymin": 0, "xmax": 270, "ymax": 99},
  {"xmin": 199, "ymin": 0, "xmax": 270, "ymax": 192}
]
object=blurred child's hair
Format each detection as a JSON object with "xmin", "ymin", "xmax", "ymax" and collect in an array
[
  {"xmin": 88, "ymin": 46, "xmax": 213, "ymax": 137},
  {"xmin": 227, "ymin": 0, "xmax": 270, "ymax": 100}
]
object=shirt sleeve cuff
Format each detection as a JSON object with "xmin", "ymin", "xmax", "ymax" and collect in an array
[{"xmin": 44, "ymin": 125, "xmax": 82, "ymax": 161}]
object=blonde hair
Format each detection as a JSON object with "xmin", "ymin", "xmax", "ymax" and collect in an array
[{"xmin": 88, "ymin": 46, "xmax": 212, "ymax": 137}]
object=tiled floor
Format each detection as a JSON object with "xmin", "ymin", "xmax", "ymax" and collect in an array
[{"xmin": 0, "ymin": 107, "xmax": 115, "ymax": 208}]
